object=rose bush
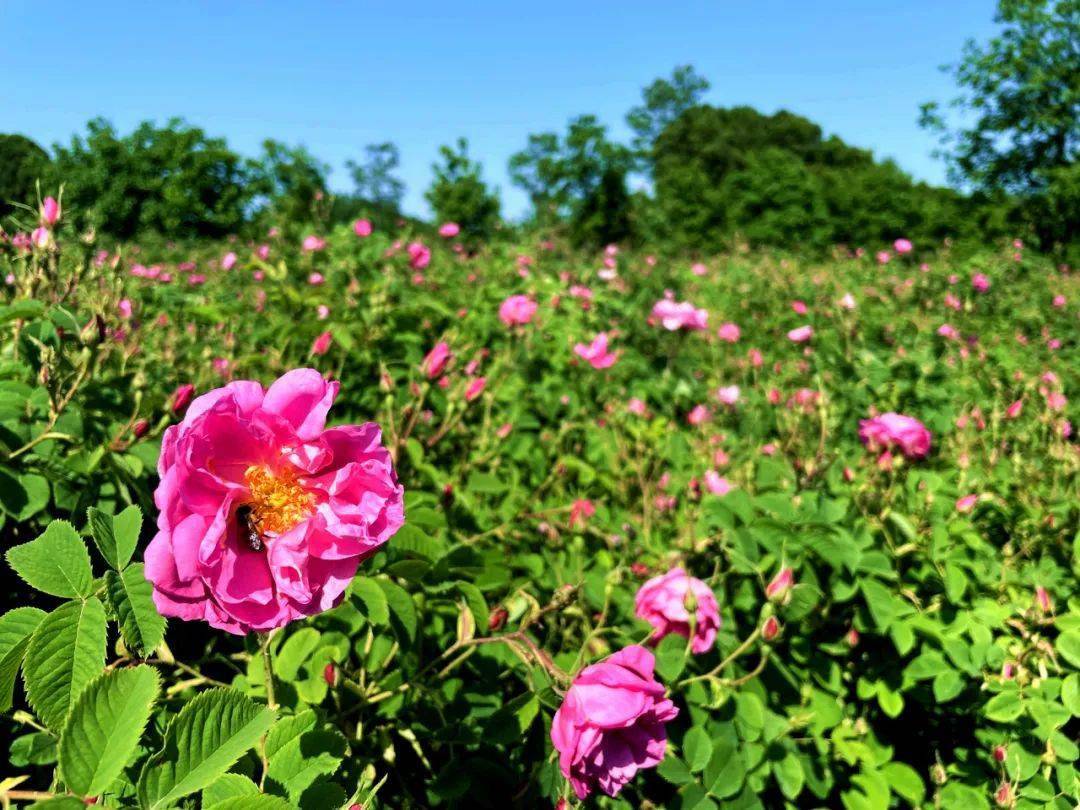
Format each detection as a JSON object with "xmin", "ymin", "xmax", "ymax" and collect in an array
[{"xmin": 0, "ymin": 209, "xmax": 1076, "ymax": 809}]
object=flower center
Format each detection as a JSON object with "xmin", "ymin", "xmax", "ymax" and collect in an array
[{"xmin": 243, "ymin": 465, "xmax": 314, "ymax": 536}]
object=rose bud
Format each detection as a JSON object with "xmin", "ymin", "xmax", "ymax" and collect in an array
[
  {"xmin": 765, "ymin": 567, "xmax": 794, "ymax": 602},
  {"xmin": 488, "ymin": 606, "xmax": 508, "ymax": 631},
  {"xmin": 132, "ymin": 419, "xmax": 150, "ymax": 439},
  {"xmin": 762, "ymin": 616, "xmax": 781, "ymax": 642},
  {"xmin": 323, "ymin": 662, "xmax": 337, "ymax": 687},
  {"xmin": 846, "ymin": 628, "xmax": 860, "ymax": 648},
  {"xmin": 993, "ymin": 745, "xmax": 1007, "ymax": 763}
]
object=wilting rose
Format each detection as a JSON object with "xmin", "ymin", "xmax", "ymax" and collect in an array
[
  {"xmin": 550, "ymin": 645, "xmax": 678, "ymax": 799},
  {"xmin": 635, "ymin": 568, "xmax": 720, "ymax": 654},
  {"xmin": 499, "ymin": 294, "xmax": 537, "ymax": 326},
  {"xmin": 145, "ymin": 369, "xmax": 404, "ymax": 634},
  {"xmin": 858, "ymin": 413, "xmax": 932, "ymax": 459}
]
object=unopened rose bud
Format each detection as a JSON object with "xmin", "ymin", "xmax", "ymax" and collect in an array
[
  {"xmin": 762, "ymin": 616, "xmax": 781, "ymax": 642},
  {"xmin": 765, "ymin": 567, "xmax": 794, "ymax": 602},
  {"xmin": 992, "ymin": 745, "xmax": 1006, "ymax": 763},
  {"xmin": 323, "ymin": 662, "xmax": 337, "ymax": 686},
  {"xmin": 41, "ymin": 196, "xmax": 61, "ymax": 227},
  {"xmin": 555, "ymin": 800, "xmax": 569, "ymax": 810},
  {"xmin": 846, "ymin": 628, "xmax": 860, "ymax": 647},
  {"xmin": 1001, "ymin": 661, "xmax": 1014, "ymax": 680},
  {"xmin": 488, "ymin": 606, "xmax": 508, "ymax": 631},
  {"xmin": 930, "ymin": 764, "xmax": 947, "ymax": 785},
  {"xmin": 132, "ymin": 419, "xmax": 150, "ymax": 439},
  {"xmin": 171, "ymin": 383, "xmax": 195, "ymax": 415},
  {"xmin": 1035, "ymin": 585, "xmax": 1053, "ymax": 614},
  {"xmin": 994, "ymin": 781, "xmax": 1014, "ymax": 808},
  {"xmin": 631, "ymin": 562, "xmax": 649, "ymax": 578}
]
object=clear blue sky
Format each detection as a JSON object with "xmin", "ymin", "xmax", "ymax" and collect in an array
[{"xmin": 0, "ymin": 0, "xmax": 999, "ymax": 219}]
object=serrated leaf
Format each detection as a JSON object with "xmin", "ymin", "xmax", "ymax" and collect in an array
[
  {"xmin": 1056, "ymin": 630, "xmax": 1080, "ymax": 669},
  {"xmin": 984, "ymin": 691, "xmax": 1023, "ymax": 722},
  {"xmin": 59, "ymin": 665, "xmax": 160, "ymax": 797},
  {"xmin": 657, "ymin": 755, "xmax": 693, "ymax": 785},
  {"xmin": 23, "ymin": 599, "xmax": 106, "ymax": 731},
  {"xmin": 703, "ymin": 740, "xmax": 746, "ymax": 798},
  {"xmin": 137, "ymin": 689, "xmax": 276, "ymax": 809},
  {"xmin": 655, "ymin": 633, "xmax": 687, "ymax": 682},
  {"xmin": 6, "ymin": 520, "xmax": 93, "ymax": 598},
  {"xmin": 266, "ymin": 723, "xmax": 347, "ymax": 801},
  {"xmin": 88, "ymin": 505, "xmax": 142, "ymax": 571},
  {"xmin": 203, "ymin": 774, "xmax": 260, "ymax": 804},
  {"xmin": 351, "ymin": 577, "xmax": 389, "ymax": 625},
  {"xmin": 377, "ymin": 579, "xmax": 417, "ymax": 643},
  {"xmin": 0, "ymin": 607, "xmax": 46, "ymax": 712},
  {"xmin": 204, "ymin": 798, "xmax": 292, "ymax": 810},
  {"xmin": 105, "ymin": 564, "xmax": 166, "ymax": 657}
]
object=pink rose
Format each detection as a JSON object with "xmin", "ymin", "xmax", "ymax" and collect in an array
[
  {"xmin": 407, "ymin": 241, "xmax": 431, "ymax": 270},
  {"xmin": 353, "ymin": 219, "xmax": 373, "ymax": 237},
  {"xmin": 499, "ymin": 294, "xmax": 537, "ymax": 326},
  {"xmin": 550, "ymin": 645, "xmax": 678, "ymax": 799},
  {"xmin": 310, "ymin": 331, "xmax": 332, "ymax": 356},
  {"xmin": 421, "ymin": 341, "xmax": 451, "ymax": 379},
  {"xmin": 465, "ymin": 376, "xmax": 486, "ymax": 401},
  {"xmin": 221, "ymin": 251, "xmax": 237, "ymax": 271},
  {"xmin": 972, "ymin": 273, "xmax": 990, "ymax": 293},
  {"xmin": 787, "ymin": 325, "xmax": 813, "ymax": 343},
  {"xmin": 717, "ymin": 322, "xmax": 741, "ymax": 342},
  {"xmin": 301, "ymin": 235, "xmax": 326, "ymax": 252},
  {"xmin": 145, "ymin": 369, "xmax": 404, "ymax": 634},
  {"xmin": 703, "ymin": 470, "xmax": 732, "ymax": 496},
  {"xmin": 628, "ymin": 398, "xmax": 647, "ymax": 416},
  {"xmin": 118, "ymin": 299, "xmax": 133, "ymax": 319},
  {"xmin": 438, "ymin": 222, "xmax": 460, "ymax": 238},
  {"xmin": 40, "ymin": 196, "xmax": 61, "ymax": 227},
  {"xmin": 858, "ymin": 413, "xmax": 932, "ymax": 459},
  {"xmin": 838, "ymin": 293, "xmax": 856, "ymax": 310},
  {"xmin": 635, "ymin": 567, "xmax": 720, "ymax": 653},
  {"xmin": 955, "ymin": 494, "xmax": 979, "ymax": 513},
  {"xmin": 651, "ymin": 299, "xmax": 708, "ymax": 331},
  {"xmin": 765, "ymin": 567, "xmax": 795, "ymax": 601},
  {"xmin": 573, "ymin": 332, "xmax": 618, "ymax": 370},
  {"xmin": 716, "ymin": 385, "xmax": 740, "ymax": 405},
  {"xmin": 894, "ymin": 238, "xmax": 913, "ymax": 254}
]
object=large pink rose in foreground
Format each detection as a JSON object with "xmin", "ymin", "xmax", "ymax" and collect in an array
[
  {"xmin": 551, "ymin": 646, "xmax": 678, "ymax": 799},
  {"xmin": 145, "ymin": 368, "xmax": 404, "ymax": 634},
  {"xmin": 858, "ymin": 412, "xmax": 932, "ymax": 459},
  {"xmin": 635, "ymin": 567, "xmax": 720, "ymax": 653}
]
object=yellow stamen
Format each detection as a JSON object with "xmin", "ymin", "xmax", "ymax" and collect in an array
[{"xmin": 243, "ymin": 465, "xmax": 314, "ymax": 536}]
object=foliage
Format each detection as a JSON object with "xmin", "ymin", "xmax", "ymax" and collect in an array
[
  {"xmin": 347, "ymin": 142, "xmax": 406, "ymax": 212},
  {"xmin": 625, "ymin": 64, "xmax": 711, "ymax": 164},
  {"xmin": 248, "ymin": 140, "xmax": 330, "ymax": 230},
  {"xmin": 425, "ymin": 138, "xmax": 501, "ymax": 243},
  {"xmin": 0, "ymin": 134, "xmax": 50, "ymax": 220},
  {"xmin": 0, "ymin": 186, "xmax": 1077, "ymax": 808}
]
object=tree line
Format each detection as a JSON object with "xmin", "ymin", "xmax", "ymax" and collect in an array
[{"xmin": 1, "ymin": 0, "xmax": 1076, "ymax": 256}]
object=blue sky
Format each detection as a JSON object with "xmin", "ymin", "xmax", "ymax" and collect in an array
[{"xmin": 0, "ymin": 1, "xmax": 999, "ymax": 219}]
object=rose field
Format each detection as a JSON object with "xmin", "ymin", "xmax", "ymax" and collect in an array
[{"xmin": 0, "ymin": 204, "xmax": 1076, "ymax": 810}]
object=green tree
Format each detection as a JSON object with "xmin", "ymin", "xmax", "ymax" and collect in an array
[
  {"xmin": 508, "ymin": 115, "xmax": 634, "ymax": 244},
  {"xmin": 626, "ymin": 65, "xmax": 710, "ymax": 164},
  {"xmin": 920, "ymin": 0, "xmax": 1079, "ymax": 194},
  {"xmin": 0, "ymin": 134, "xmax": 50, "ymax": 221},
  {"xmin": 50, "ymin": 118, "xmax": 252, "ymax": 238},
  {"xmin": 424, "ymin": 138, "xmax": 501, "ymax": 243},
  {"xmin": 248, "ymin": 139, "xmax": 329, "ymax": 226},
  {"xmin": 347, "ymin": 142, "xmax": 405, "ymax": 211}
]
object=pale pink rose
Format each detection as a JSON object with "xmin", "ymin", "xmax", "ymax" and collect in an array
[
  {"xmin": 894, "ymin": 238, "xmax": 913, "ymax": 254},
  {"xmin": 308, "ymin": 272, "xmax": 325, "ymax": 286},
  {"xmin": 635, "ymin": 568, "xmax": 720, "ymax": 653},
  {"xmin": 876, "ymin": 250, "xmax": 891, "ymax": 265},
  {"xmin": 118, "ymin": 299, "xmax": 133, "ymax": 319},
  {"xmin": 938, "ymin": 324, "xmax": 958, "ymax": 339},
  {"xmin": 971, "ymin": 273, "xmax": 990, "ymax": 293},
  {"xmin": 574, "ymin": 332, "xmax": 618, "ymax": 370},
  {"xmin": 717, "ymin": 322, "xmax": 741, "ymax": 343},
  {"xmin": 765, "ymin": 567, "xmax": 794, "ymax": 601},
  {"xmin": 761, "ymin": 443, "xmax": 777, "ymax": 455},
  {"xmin": 568, "ymin": 284, "xmax": 594, "ymax": 301},
  {"xmin": 858, "ymin": 413, "xmax": 932, "ymax": 459},
  {"xmin": 256, "ymin": 244, "xmax": 271, "ymax": 260},
  {"xmin": 628, "ymin": 398, "xmax": 647, "ymax": 416},
  {"xmin": 317, "ymin": 305, "xmax": 330, "ymax": 320},
  {"xmin": 690, "ymin": 262, "xmax": 707, "ymax": 276},
  {"xmin": 791, "ymin": 300, "xmax": 808, "ymax": 315},
  {"xmin": 421, "ymin": 342, "xmax": 452, "ymax": 379},
  {"xmin": 221, "ymin": 251, "xmax": 238, "ymax": 271},
  {"xmin": 301, "ymin": 235, "xmax": 326, "ymax": 252},
  {"xmin": 838, "ymin": 293, "xmax": 856, "ymax": 310},
  {"xmin": 438, "ymin": 222, "xmax": 460, "ymax": 238},
  {"xmin": 955, "ymin": 494, "xmax": 979, "ymax": 513},
  {"xmin": 1045, "ymin": 391, "xmax": 1067, "ymax": 411},
  {"xmin": 687, "ymin": 405, "xmax": 711, "ymax": 425},
  {"xmin": 31, "ymin": 227, "xmax": 50, "ymax": 249},
  {"xmin": 703, "ymin": 470, "xmax": 732, "ymax": 496},
  {"xmin": 353, "ymin": 219, "xmax": 373, "ymax": 237},
  {"xmin": 499, "ymin": 295, "xmax": 537, "ymax": 326},
  {"xmin": 651, "ymin": 299, "xmax": 708, "ymax": 331},
  {"xmin": 716, "ymin": 385, "xmax": 740, "ymax": 405},
  {"xmin": 1052, "ymin": 295, "xmax": 1066, "ymax": 308},
  {"xmin": 550, "ymin": 646, "xmax": 678, "ymax": 799},
  {"xmin": 787, "ymin": 325, "xmax": 813, "ymax": 343},
  {"xmin": 748, "ymin": 348, "xmax": 763, "ymax": 367},
  {"xmin": 145, "ymin": 369, "xmax": 403, "ymax": 634},
  {"xmin": 1035, "ymin": 585, "xmax": 1053, "ymax": 613},
  {"xmin": 311, "ymin": 331, "xmax": 332, "ymax": 356}
]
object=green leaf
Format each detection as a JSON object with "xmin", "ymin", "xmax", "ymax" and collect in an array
[
  {"xmin": 377, "ymin": 579, "xmax": 417, "ymax": 643},
  {"xmin": 984, "ymin": 691, "xmax": 1023, "ymax": 722},
  {"xmin": 861, "ymin": 579, "xmax": 897, "ymax": 630},
  {"xmin": 265, "ymin": 723, "xmax": 347, "ymax": 801},
  {"xmin": 204, "ymin": 798, "xmax": 293, "ymax": 810},
  {"xmin": 202, "ymin": 774, "xmax": 260, "ymax": 805},
  {"xmin": 657, "ymin": 755, "xmax": 694, "ymax": 785},
  {"xmin": 0, "ymin": 606, "xmax": 46, "ymax": 712},
  {"xmin": 351, "ymin": 577, "xmax": 389, "ymax": 625},
  {"xmin": 783, "ymin": 584, "xmax": 821, "ymax": 621},
  {"xmin": 734, "ymin": 692, "xmax": 765, "ymax": 739},
  {"xmin": 883, "ymin": 762, "xmax": 925, "ymax": 804},
  {"xmin": 59, "ymin": 665, "xmax": 160, "ymax": 797},
  {"xmin": 933, "ymin": 670, "xmax": 964, "ymax": 703},
  {"xmin": 105, "ymin": 564, "xmax": 166, "ymax": 657},
  {"xmin": 6, "ymin": 520, "xmax": 93, "ymax": 598},
  {"xmin": 1062, "ymin": 674, "xmax": 1080, "ymax": 716},
  {"xmin": 703, "ymin": 740, "xmax": 746, "ymax": 799},
  {"xmin": 137, "ymin": 689, "xmax": 276, "ymax": 809},
  {"xmin": 23, "ymin": 598, "xmax": 107, "ymax": 731},
  {"xmin": 456, "ymin": 581, "xmax": 489, "ymax": 631},
  {"xmin": 683, "ymin": 726, "xmax": 713, "ymax": 772},
  {"xmin": 465, "ymin": 471, "xmax": 507, "ymax": 494},
  {"xmin": 87, "ymin": 505, "xmax": 142, "ymax": 571},
  {"xmin": 274, "ymin": 628, "xmax": 321, "ymax": 681},
  {"xmin": 1056, "ymin": 630, "xmax": 1080, "ymax": 669},
  {"xmin": 655, "ymin": 633, "xmax": 687, "ymax": 682},
  {"xmin": 772, "ymin": 751, "xmax": 804, "ymax": 799}
]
